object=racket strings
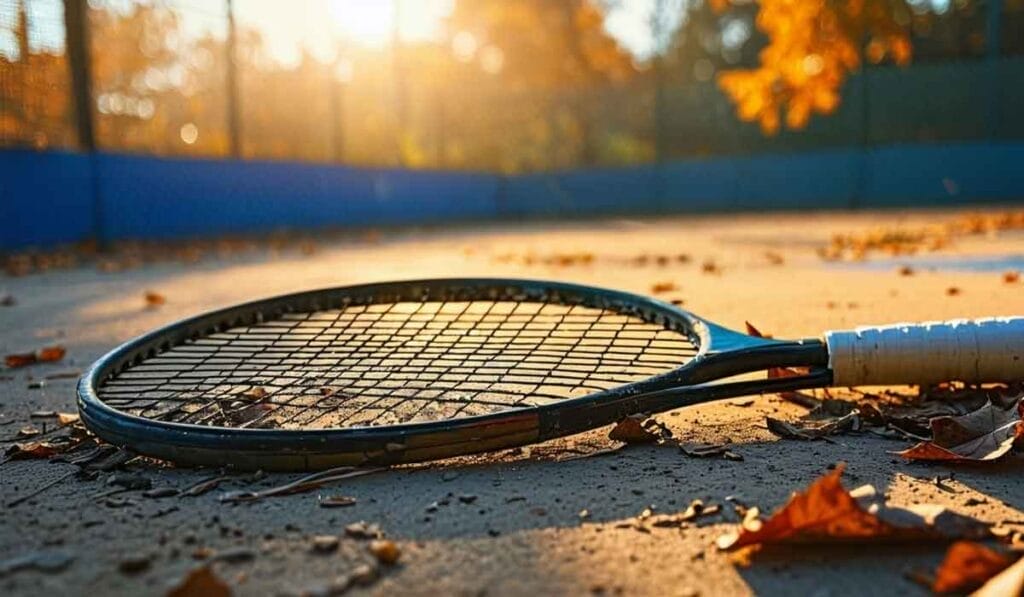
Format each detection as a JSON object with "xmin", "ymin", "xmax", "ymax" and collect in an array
[{"xmin": 97, "ymin": 299, "xmax": 697, "ymax": 428}]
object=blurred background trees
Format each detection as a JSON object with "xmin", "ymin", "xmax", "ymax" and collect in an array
[{"xmin": 2, "ymin": 0, "xmax": 1023, "ymax": 172}]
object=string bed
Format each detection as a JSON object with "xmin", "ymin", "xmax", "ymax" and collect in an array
[{"xmin": 97, "ymin": 299, "xmax": 697, "ymax": 429}]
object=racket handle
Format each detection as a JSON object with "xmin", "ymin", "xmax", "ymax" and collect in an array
[{"xmin": 824, "ymin": 317, "xmax": 1024, "ymax": 386}]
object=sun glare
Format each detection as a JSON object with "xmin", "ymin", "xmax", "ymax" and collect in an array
[{"xmin": 327, "ymin": 0, "xmax": 452, "ymax": 49}]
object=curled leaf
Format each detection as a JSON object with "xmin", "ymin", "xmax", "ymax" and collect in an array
[
  {"xmin": 609, "ymin": 414, "xmax": 666, "ymax": 444},
  {"xmin": 717, "ymin": 464, "xmax": 990, "ymax": 551},
  {"xmin": 932, "ymin": 541, "xmax": 1014, "ymax": 594},
  {"xmin": 898, "ymin": 397, "xmax": 1024, "ymax": 462},
  {"xmin": 166, "ymin": 566, "xmax": 231, "ymax": 597},
  {"xmin": 5, "ymin": 345, "xmax": 65, "ymax": 368},
  {"xmin": 144, "ymin": 290, "xmax": 166, "ymax": 307},
  {"xmin": 5, "ymin": 441, "xmax": 60, "ymax": 460}
]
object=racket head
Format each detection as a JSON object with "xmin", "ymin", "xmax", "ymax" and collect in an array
[{"xmin": 77, "ymin": 278, "xmax": 794, "ymax": 470}]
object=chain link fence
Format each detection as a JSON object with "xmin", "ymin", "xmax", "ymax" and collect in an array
[{"xmin": 3, "ymin": 0, "xmax": 1024, "ymax": 173}]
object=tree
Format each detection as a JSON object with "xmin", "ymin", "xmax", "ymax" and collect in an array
[{"xmin": 712, "ymin": 0, "xmax": 912, "ymax": 134}]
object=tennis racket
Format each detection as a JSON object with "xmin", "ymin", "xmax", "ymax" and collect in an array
[{"xmin": 77, "ymin": 278, "xmax": 1024, "ymax": 471}]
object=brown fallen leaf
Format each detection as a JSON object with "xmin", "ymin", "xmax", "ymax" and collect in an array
[
  {"xmin": 898, "ymin": 265, "xmax": 915, "ymax": 276},
  {"xmin": 240, "ymin": 387, "xmax": 267, "ymax": 401},
  {"xmin": 764, "ymin": 251, "xmax": 784, "ymax": 266},
  {"xmin": 5, "ymin": 352, "xmax": 37, "ymax": 368},
  {"xmin": 974, "ymin": 553, "xmax": 1024, "ymax": 596},
  {"xmin": 766, "ymin": 411, "xmax": 859, "ymax": 441},
  {"xmin": 744, "ymin": 321, "xmax": 771, "ymax": 338},
  {"xmin": 144, "ymin": 290, "xmax": 166, "ymax": 308},
  {"xmin": 57, "ymin": 412, "xmax": 80, "ymax": 426},
  {"xmin": 5, "ymin": 441, "xmax": 60, "ymax": 460},
  {"xmin": 898, "ymin": 397, "xmax": 1024, "ymax": 462},
  {"xmin": 6, "ymin": 345, "xmax": 66, "ymax": 368},
  {"xmin": 931, "ymin": 541, "xmax": 1015, "ymax": 594},
  {"xmin": 716, "ymin": 463, "xmax": 990, "ymax": 551},
  {"xmin": 368, "ymin": 539, "xmax": 401, "ymax": 565},
  {"xmin": 166, "ymin": 566, "xmax": 231, "ymax": 597},
  {"xmin": 319, "ymin": 495, "xmax": 357, "ymax": 508},
  {"xmin": 650, "ymin": 281, "xmax": 679, "ymax": 294},
  {"xmin": 609, "ymin": 414, "xmax": 665, "ymax": 444},
  {"xmin": 1005, "ymin": 271, "xmax": 1021, "ymax": 284},
  {"xmin": 947, "ymin": 286, "xmax": 962, "ymax": 296},
  {"xmin": 38, "ymin": 345, "xmax": 66, "ymax": 363},
  {"xmin": 679, "ymin": 442, "xmax": 743, "ymax": 461}
]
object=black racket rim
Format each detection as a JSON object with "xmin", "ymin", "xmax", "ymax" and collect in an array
[{"xmin": 76, "ymin": 278, "xmax": 825, "ymax": 470}]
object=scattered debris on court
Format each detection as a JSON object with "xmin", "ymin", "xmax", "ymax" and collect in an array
[
  {"xmin": 716, "ymin": 464, "xmax": 991, "ymax": 555},
  {"xmin": 818, "ymin": 210, "xmax": 1024, "ymax": 261},
  {"xmin": 915, "ymin": 541, "xmax": 1019, "ymax": 594},
  {"xmin": 4, "ymin": 345, "xmax": 66, "ymax": 368},
  {"xmin": 898, "ymin": 394, "xmax": 1024, "ymax": 462},
  {"xmin": 143, "ymin": 290, "xmax": 166, "ymax": 308}
]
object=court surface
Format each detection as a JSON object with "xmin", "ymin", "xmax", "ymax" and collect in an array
[{"xmin": 2, "ymin": 209, "xmax": 1023, "ymax": 596}]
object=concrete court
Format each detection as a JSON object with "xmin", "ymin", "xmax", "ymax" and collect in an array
[{"xmin": 1, "ymin": 208, "xmax": 1024, "ymax": 596}]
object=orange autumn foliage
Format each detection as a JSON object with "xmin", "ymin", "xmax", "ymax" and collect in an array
[
  {"xmin": 714, "ymin": 0, "xmax": 911, "ymax": 134},
  {"xmin": 932, "ymin": 542, "xmax": 1015, "ymax": 594}
]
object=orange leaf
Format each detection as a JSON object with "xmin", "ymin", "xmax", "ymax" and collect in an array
[
  {"xmin": 717, "ymin": 463, "xmax": 990, "ymax": 551},
  {"xmin": 5, "ymin": 352, "xmax": 37, "ymax": 368},
  {"xmin": 898, "ymin": 397, "xmax": 1024, "ymax": 462},
  {"xmin": 166, "ymin": 566, "xmax": 231, "ymax": 597},
  {"xmin": 38, "ymin": 346, "xmax": 66, "ymax": 363},
  {"xmin": 144, "ymin": 290, "xmax": 166, "ymax": 307},
  {"xmin": 5, "ymin": 441, "xmax": 60, "ymax": 460},
  {"xmin": 932, "ymin": 541, "xmax": 1014, "ymax": 594},
  {"xmin": 609, "ymin": 414, "xmax": 660, "ymax": 444}
]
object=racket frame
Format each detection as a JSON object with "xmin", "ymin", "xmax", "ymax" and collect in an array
[{"xmin": 77, "ymin": 278, "xmax": 831, "ymax": 470}]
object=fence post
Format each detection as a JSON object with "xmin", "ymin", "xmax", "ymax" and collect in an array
[
  {"xmin": 63, "ymin": 0, "xmax": 94, "ymax": 152},
  {"xmin": 63, "ymin": 0, "xmax": 104, "ymax": 246},
  {"xmin": 226, "ymin": 0, "xmax": 242, "ymax": 158},
  {"xmin": 986, "ymin": 0, "xmax": 1003, "ymax": 139}
]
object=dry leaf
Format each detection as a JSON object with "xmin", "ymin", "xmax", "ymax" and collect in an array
[
  {"xmin": 368, "ymin": 540, "xmax": 401, "ymax": 565},
  {"xmin": 240, "ymin": 387, "xmax": 267, "ymax": 401},
  {"xmin": 57, "ymin": 412, "xmax": 80, "ymax": 426},
  {"xmin": 650, "ymin": 281, "xmax": 678, "ymax": 294},
  {"xmin": 766, "ymin": 411, "xmax": 859, "ymax": 440},
  {"xmin": 931, "ymin": 541, "xmax": 1014, "ymax": 594},
  {"xmin": 898, "ymin": 398, "xmax": 1024, "ymax": 462},
  {"xmin": 1005, "ymin": 271, "xmax": 1021, "ymax": 284},
  {"xmin": 701, "ymin": 260, "xmax": 720, "ymax": 274},
  {"xmin": 974, "ymin": 554, "xmax": 1024, "ymax": 596},
  {"xmin": 319, "ymin": 495, "xmax": 357, "ymax": 508},
  {"xmin": 5, "ymin": 352, "xmax": 37, "ymax": 368},
  {"xmin": 7, "ymin": 345, "xmax": 66, "ymax": 368},
  {"xmin": 5, "ymin": 441, "xmax": 60, "ymax": 460},
  {"xmin": 744, "ymin": 321, "xmax": 771, "ymax": 338},
  {"xmin": 898, "ymin": 265, "xmax": 915, "ymax": 276},
  {"xmin": 947, "ymin": 286, "xmax": 962, "ymax": 296},
  {"xmin": 716, "ymin": 464, "xmax": 990, "ymax": 551},
  {"xmin": 144, "ymin": 290, "xmax": 166, "ymax": 307},
  {"xmin": 609, "ymin": 414, "xmax": 660, "ymax": 444},
  {"xmin": 166, "ymin": 566, "xmax": 231, "ymax": 597},
  {"xmin": 38, "ymin": 345, "xmax": 66, "ymax": 362}
]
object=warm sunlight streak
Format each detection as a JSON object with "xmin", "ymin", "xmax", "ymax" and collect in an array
[{"xmin": 327, "ymin": 0, "xmax": 452, "ymax": 49}]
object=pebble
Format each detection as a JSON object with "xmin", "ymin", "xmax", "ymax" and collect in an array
[
  {"xmin": 118, "ymin": 555, "xmax": 151, "ymax": 574},
  {"xmin": 312, "ymin": 535, "xmax": 340, "ymax": 553},
  {"xmin": 368, "ymin": 540, "xmax": 401, "ymax": 565}
]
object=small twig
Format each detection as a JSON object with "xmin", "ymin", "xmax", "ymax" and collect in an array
[
  {"xmin": 219, "ymin": 466, "xmax": 387, "ymax": 503},
  {"xmin": 7, "ymin": 468, "xmax": 78, "ymax": 507},
  {"xmin": 558, "ymin": 445, "xmax": 623, "ymax": 462}
]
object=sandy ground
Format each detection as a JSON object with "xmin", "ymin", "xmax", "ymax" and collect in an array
[{"xmin": 1, "ymin": 209, "xmax": 1024, "ymax": 596}]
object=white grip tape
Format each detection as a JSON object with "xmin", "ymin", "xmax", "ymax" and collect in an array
[{"xmin": 825, "ymin": 317, "xmax": 1024, "ymax": 387}]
